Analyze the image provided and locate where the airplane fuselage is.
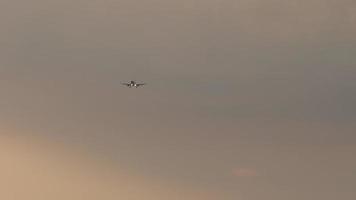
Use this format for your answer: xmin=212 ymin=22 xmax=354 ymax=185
xmin=129 ymin=81 xmax=137 ymax=87
xmin=122 ymin=80 xmax=145 ymax=88
xmin=128 ymin=81 xmax=144 ymax=88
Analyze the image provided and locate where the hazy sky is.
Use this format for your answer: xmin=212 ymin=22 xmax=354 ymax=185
xmin=1 ymin=0 xmax=356 ymax=199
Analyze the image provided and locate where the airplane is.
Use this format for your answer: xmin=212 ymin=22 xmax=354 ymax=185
xmin=121 ymin=80 xmax=146 ymax=88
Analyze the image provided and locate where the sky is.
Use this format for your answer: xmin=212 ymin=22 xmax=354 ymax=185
xmin=0 ymin=0 xmax=356 ymax=199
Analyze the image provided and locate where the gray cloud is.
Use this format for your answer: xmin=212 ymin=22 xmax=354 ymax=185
xmin=0 ymin=1 xmax=356 ymax=199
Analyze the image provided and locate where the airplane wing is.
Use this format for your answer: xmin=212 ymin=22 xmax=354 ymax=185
xmin=121 ymin=83 xmax=130 ymax=86
xmin=136 ymin=83 xmax=146 ymax=87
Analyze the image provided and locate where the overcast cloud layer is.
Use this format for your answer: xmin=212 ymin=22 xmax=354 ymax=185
xmin=1 ymin=1 xmax=356 ymax=199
